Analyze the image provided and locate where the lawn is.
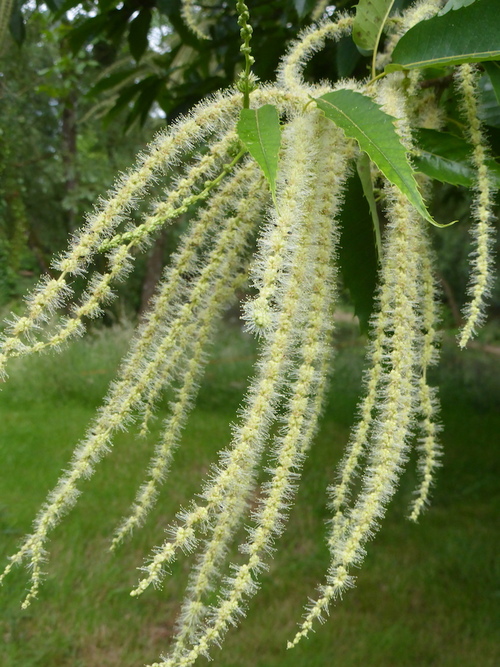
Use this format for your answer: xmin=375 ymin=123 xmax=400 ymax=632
xmin=1 ymin=319 xmax=499 ymax=667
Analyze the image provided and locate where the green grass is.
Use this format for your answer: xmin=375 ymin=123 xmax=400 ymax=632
xmin=0 ymin=320 xmax=499 ymax=667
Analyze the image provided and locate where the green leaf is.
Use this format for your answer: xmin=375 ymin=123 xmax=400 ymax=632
xmin=45 ymin=0 xmax=65 ymax=11
xmin=338 ymin=166 xmax=379 ymax=334
xmin=9 ymin=0 xmax=25 ymax=46
xmin=388 ymin=0 xmax=500 ymax=72
xmin=336 ymin=35 xmax=362 ymax=78
xmin=414 ymin=129 xmax=477 ymax=186
xmin=479 ymin=73 xmax=500 ymax=128
xmin=314 ymin=90 xmax=438 ymax=225
xmin=356 ymin=152 xmax=382 ymax=261
xmin=414 ymin=128 xmax=500 ymax=187
xmin=88 ymin=69 xmax=134 ymax=97
xmin=103 ymin=84 xmax=140 ymax=126
xmin=293 ymin=0 xmax=316 ymax=19
xmin=484 ymin=62 xmax=500 ymax=106
xmin=156 ymin=0 xmax=180 ymax=15
xmin=353 ymin=0 xmax=395 ymax=55
xmin=128 ymin=9 xmax=152 ymax=62
xmin=67 ymin=14 xmax=108 ymax=54
xmin=237 ymin=105 xmax=281 ymax=205
xmin=127 ymin=77 xmax=162 ymax=127
xmin=439 ymin=0 xmax=476 ymax=14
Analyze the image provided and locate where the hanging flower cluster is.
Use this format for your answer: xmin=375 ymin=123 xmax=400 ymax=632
xmin=1 ymin=1 xmax=498 ymax=666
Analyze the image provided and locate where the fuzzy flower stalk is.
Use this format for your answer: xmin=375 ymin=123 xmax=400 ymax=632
xmin=1 ymin=1 xmax=498 ymax=666
xmin=455 ymin=63 xmax=498 ymax=348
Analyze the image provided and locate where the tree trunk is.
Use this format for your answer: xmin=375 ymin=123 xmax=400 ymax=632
xmin=61 ymin=89 xmax=78 ymax=232
xmin=139 ymin=229 xmax=168 ymax=316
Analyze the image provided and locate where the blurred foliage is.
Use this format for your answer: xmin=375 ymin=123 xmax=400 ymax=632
xmin=0 ymin=10 xmax=163 ymax=308
xmin=431 ymin=183 xmax=500 ymax=325
xmin=1 ymin=0 xmax=499 ymax=327
xmin=7 ymin=0 xmax=401 ymax=129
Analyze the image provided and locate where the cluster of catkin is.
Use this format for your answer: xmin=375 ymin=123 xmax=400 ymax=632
xmin=0 ymin=2 xmax=497 ymax=666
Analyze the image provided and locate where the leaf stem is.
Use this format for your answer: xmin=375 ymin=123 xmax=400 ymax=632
xmin=370 ymin=1 xmax=395 ymax=81
xmin=98 ymin=148 xmax=247 ymax=251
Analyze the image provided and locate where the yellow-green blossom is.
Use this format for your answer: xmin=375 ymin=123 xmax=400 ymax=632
xmin=455 ymin=64 xmax=497 ymax=348
xmin=1 ymin=3 xmax=497 ymax=665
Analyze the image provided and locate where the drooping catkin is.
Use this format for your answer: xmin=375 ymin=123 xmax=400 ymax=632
xmin=377 ymin=0 xmax=444 ymax=70
xmin=290 ymin=67 xmax=444 ymax=647
xmin=14 ymin=133 xmax=242 ymax=359
xmin=327 ymin=72 xmax=415 ymax=543
xmin=0 ymin=91 xmax=242 ymax=375
xmin=181 ymin=0 xmax=216 ymax=40
xmin=277 ymin=16 xmax=354 ymax=98
xmin=311 ymin=0 xmax=331 ymax=23
xmin=2 ymin=3 xmax=497 ymax=665
xmin=409 ymin=215 xmax=442 ymax=522
xmin=389 ymin=66 xmax=443 ymax=523
xmin=455 ymin=64 xmax=497 ymax=348
xmin=118 ymin=162 xmax=258 ymax=403
xmin=130 ymin=111 xmax=326 ymax=599
xmin=0 ymin=164 xmax=263 ymax=605
xmin=156 ymin=112 xmax=349 ymax=667
xmin=135 ymin=165 xmax=263 ymax=434
xmin=291 ymin=183 xmax=423 ymax=647
xmin=111 ymin=169 xmax=268 ymax=547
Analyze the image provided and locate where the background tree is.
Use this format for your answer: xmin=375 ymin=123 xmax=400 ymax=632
xmin=0 ymin=8 xmax=163 ymax=308
xmin=3 ymin=0 xmax=500 ymax=318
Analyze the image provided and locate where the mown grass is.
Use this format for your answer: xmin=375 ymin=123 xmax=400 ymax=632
xmin=0 ymin=319 xmax=499 ymax=667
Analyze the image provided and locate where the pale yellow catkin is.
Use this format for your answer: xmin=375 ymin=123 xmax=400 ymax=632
xmin=277 ymin=16 xmax=354 ymax=97
xmin=291 ymin=72 xmax=426 ymax=646
xmin=311 ymin=0 xmax=331 ymax=23
xmin=156 ymin=112 xmax=348 ymax=667
xmin=0 ymin=90 xmax=242 ymax=376
xmin=119 ymin=163 xmax=258 ymax=399
xmin=181 ymin=0 xmax=214 ymax=40
xmin=136 ymin=166 xmax=263 ymax=433
xmin=111 ymin=171 xmax=267 ymax=546
xmin=291 ymin=183 xmax=423 ymax=648
xmin=327 ymin=278 xmax=388 ymax=545
xmin=327 ymin=71 xmax=417 ymax=543
xmin=398 ymin=70 xmax=443 ymax=522
xmin=130 ymin=111 xmax=325 ymax=599
xmin=102 ymin=128 xmax=240 ymax=251
xmin=2 ymin=2 xmax=495 ymax=665
xmin=377 ymin=0 xmax=444 ymax=70
xmin=455 ymin=64 xmax=497 ymax=348
xmin=13 ymin=129 xmax=241 ymax=358
xmin=0 ymin=164 xmax=260 ymax=605
xmin=408 ymin=193 xmax=441 ymax=523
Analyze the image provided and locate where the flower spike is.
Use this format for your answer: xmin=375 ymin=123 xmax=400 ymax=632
xmin=1 ymin=3 xmax=497 ymax=665
xmin=455 ymin=64 xmax=498 ymax=348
